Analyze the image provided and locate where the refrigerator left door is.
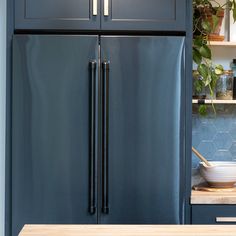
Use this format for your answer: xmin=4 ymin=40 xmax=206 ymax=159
xmin=12 ymin=35 xmax=99 ymax=236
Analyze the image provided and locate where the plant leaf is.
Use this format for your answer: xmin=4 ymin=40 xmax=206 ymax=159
xmin=193 ymin=37 xmax=203 ymax=48
xmin=199 ymin=45 xmax=212 ymax=59
xmin=197 ymin=64 xmax=209 ymax=79
xmin=193 ymin=48 xmax=202 ymax=64
xmin=214 ymin=64 xmax=224 ymax=75
xmin=231 ymin=0 xmax=236 ymax=22
xmin=203 ymin=74 xmax=212 ymax=86
xmin=194 ymin=79 xmax=204 ymax=93
xmin=233 ymin=7 xmax=236 ymax=22
xmin=199 ymin=105 xmax=207 ymax=116
xmin=212 ymin=15 xmax=219 ymax=32
xmin=201 ymin=20 xmax=212 ymax=33
xmin=210 ymin=71 xmax=219 ymax=89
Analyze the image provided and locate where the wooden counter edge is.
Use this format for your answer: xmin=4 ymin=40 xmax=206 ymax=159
xmin=19 ymin=225 xmax=236 ymax=236
xmin=191 ymin=190 xmax=236 ymax=204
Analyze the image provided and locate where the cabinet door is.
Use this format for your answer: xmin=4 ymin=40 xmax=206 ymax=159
xmin=101 ymin=0 xmax=186 ymax=31
xmin=99 ymin=36 xmax=185 ymax=223
xmin=12 ymin=35 xmax=98 ymax=236
xmin=15 ymin=0 xmax=100 ymax=30
xmin=192 ymin=206 xmax=236 ymax=224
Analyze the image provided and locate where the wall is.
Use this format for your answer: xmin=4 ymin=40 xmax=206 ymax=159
xmin=192 ymin=105 xmax=236 ymax=169
xmin=0 ymin=0 xmax=6 ymax=234
xmin=211 ymin=47 xmax=236 ymax=69
xmin=192 ymin=104 xmax=236 ymax=185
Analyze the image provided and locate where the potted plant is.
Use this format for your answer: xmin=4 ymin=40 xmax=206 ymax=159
xmin=193 ymin=0 xmax=236 ymax=115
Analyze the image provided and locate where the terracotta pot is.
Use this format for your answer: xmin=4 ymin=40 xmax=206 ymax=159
xmin=198 ymin=7 xmax=225 ymax=37
xmin=206 ymin=8 xmax=224 ymax=35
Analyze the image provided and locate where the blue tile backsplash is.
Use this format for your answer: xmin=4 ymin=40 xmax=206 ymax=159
xmin=192 ymin=105 xmax=236 ymax=168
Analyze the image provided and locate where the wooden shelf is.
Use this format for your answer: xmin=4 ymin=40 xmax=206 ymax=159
xmin=191 ymin=190 xmax=236 ymax=204
xmin=208 ymin=41 xmax=236 ymax=46
xmin=192 ymin=99 xmax=236 ymax=104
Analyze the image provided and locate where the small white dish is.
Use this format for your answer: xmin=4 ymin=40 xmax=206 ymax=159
xmin=199 ymin=161 xmax=236 ymax=188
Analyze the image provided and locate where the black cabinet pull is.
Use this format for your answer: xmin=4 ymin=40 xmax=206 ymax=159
xmin=89 ymin=60 xmax=97 ymax=214
xmin=102 ymin=61 xmax=110 ymax=214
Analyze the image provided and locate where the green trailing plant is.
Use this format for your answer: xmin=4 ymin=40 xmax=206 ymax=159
xmin=193 ymin=0 xmax=236 ymax=115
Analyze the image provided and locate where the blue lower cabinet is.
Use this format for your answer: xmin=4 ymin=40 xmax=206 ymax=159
xmin=192 ymin=205 xmax=236 ymax=224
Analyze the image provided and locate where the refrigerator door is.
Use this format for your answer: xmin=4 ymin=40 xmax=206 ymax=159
xmin=12 ymin=35 xmax=98 ymax=235
xmin=100 ymin=36 xmax=185 ymax=224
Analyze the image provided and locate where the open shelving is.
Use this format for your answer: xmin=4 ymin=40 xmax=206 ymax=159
xmin=208 ymin=41 xmax=236 ymax=46
xmin=192 ymin=99 xmax=236 ymax=104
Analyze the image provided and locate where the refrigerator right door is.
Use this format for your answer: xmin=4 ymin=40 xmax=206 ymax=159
xmin=100 ymin=36 xmax=185 ymax=224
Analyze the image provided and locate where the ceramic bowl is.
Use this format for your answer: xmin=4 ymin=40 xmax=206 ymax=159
xmin=199 ymin=161 xmax=236 ymax=188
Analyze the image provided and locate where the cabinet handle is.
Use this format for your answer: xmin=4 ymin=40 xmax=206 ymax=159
xmin=89 ymin=60 xmax=97 ymax=214
xmin=102 ymin=61 xmax=110 ymax=214
xmin=216 ymin=217 xmax=236 ymax=223
xmin=93 ymin=0 xmax=98 ymax=16
xmin=104 ymin=0 xmax=109 ymax=16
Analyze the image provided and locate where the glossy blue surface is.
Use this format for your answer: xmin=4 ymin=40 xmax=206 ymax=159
xmin=100 ymin=36 xmax=185 ymax=224
xmin=12 ymin=35 xmax=99 ymax=235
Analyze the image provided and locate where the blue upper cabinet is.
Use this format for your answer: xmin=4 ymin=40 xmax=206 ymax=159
xmin=15 ymin=0 xmax=186 ymax=31
xmin=101 ymin=0 xmax=186 ymax=31
xmin=15 ymin=0 xmax=101 ymax=30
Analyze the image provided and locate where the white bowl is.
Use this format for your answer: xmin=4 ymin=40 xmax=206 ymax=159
xmin=199 ymin=161 xmax=236 ymax=188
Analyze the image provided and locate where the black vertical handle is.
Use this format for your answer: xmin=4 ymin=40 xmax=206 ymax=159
xmin=89 ymin=60 xmax=97 ymax=214
xmin=102 ymin=61 xmax=110 ymax=214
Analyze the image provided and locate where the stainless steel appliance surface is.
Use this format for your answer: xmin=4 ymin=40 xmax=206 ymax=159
xmin=12 ymin=34 xmax=185 ymax=236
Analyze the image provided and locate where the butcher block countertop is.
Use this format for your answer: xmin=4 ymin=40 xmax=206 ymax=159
xmin=19 ymin=225 xmax=236 ymax=236
xmin=191 ymin=190 xmax=236 ymax=204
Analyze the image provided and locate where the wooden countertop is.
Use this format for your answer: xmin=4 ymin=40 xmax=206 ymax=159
xmin=19 ymin=225 xmax=236 ymax=236
xmin=191 ymin=190 xmax=236 ymax=204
